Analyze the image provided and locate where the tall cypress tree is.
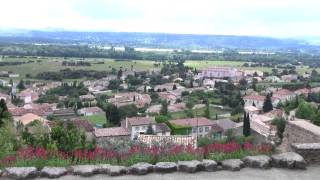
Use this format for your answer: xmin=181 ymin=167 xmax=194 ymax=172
xmin=243 ymin=112 xmax=251 ymax=137
xmin=263 ymin=94 xmax=273 ymax=113
xmin=108 ymin=105 xmax=121 ymax=125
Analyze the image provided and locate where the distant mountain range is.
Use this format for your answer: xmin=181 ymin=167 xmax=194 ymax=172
xmin=0 ymin=29 xmax=318 ymax=51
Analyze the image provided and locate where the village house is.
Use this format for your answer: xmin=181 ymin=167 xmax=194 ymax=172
xmin=200 ymin=67 xmax=244 ymax=80
xmin=154 ymin=83 xmax=184 ymax=92
xmin=121 ymin=116 xmax=156 ymax=139
xmin=16 ymin=89 xmax=39 ymax=104
xmin=216 ymin=119 xmax=238 ymax=135
xmin=169 ymin=117 xmax=222 ymax=138
xmin=0 ymin=79 xmax=7 ymax=86
xmin=94 ymin=127 xmax=131 ymax=143
xmin=248 ymin=113 xmax=277 ymax=142
xmin=244 ymin=105 xmax=261 ymax=116
xmin=14 ymin=113 xmax=48 ymax=126
xmin=202 ymin=79 xmax=216 ymax=88
xmin=311 ymin=87 xmax=320 ymax=94
xmin=52 ymin=109 xmax=76 ymax=119
xmin=146 ymin=103 xmax=186 ymax=114
xmin=294 ymin=88 xmax=311 ymax=97
xmin=108 ymin=92 xmax=151 ymax=108
xmin=243 ymin=95 xmax=279 ymax=109
xmin=273 ymin=89 xmax=296 ymax=103
xmin=281 ymin=74 xmax=298 ymax=82
xmin=158 ymin=92 xmax=178 ymax=104
xmin=243 ymin=70 xmax=264 ymax=77
xmin=9 ymin=103 xmax=56 ymax=118
xmin=79 ymin=94 xmax=96 ymax=102
xmin=0 ymin=92 xmax=10 ymax=102
xmin=154 ymin=123 xmax=171 ymax=136
xmin=77 ymin=106 xmax=104 ymax=116
xmin=264 ymin=76 xmax=282 ymax=83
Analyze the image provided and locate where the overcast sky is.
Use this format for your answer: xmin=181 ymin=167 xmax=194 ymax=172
xmin=0 ymin=0 xmax=319 ymax=37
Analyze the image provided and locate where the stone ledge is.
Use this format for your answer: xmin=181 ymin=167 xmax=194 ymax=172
xmin=291 ymin=143 xmax=320 ymax=150
xmin=0 ymin=154 xmax=308 ymax=179
xmin=291 ymin=143 xmax=320 ymax=164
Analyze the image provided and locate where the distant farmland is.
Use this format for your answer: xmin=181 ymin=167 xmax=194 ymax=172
xmin=0 ymin=57 xmax=313 ymax=81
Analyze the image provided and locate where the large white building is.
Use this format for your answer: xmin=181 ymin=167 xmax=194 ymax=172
xmin=121 ymin=116 xmax=171 ymax=139
xmin=169 ymin=117 xmax=222 ymax=138
xmin=201 ymin=67 xmax=244 ymax=80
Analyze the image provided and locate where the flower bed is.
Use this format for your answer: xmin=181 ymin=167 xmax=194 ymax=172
xmin=0 ymin=141 xmax=272 ymax=169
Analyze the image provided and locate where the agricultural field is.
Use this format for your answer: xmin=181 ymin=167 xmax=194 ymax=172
xmin=0 ymin=57 xmax=316 ymax=81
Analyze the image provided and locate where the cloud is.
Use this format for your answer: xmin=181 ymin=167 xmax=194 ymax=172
xmin=0 ymin=0 xmax=319 ymax=37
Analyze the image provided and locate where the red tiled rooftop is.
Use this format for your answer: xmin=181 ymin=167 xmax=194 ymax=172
xmin=95 ymin=127 xmax=130 ymax=137
xmin=169 ymin=117 xmax=216 ymax=127
xmin=126 ymin=116 xmax=156 ymax=126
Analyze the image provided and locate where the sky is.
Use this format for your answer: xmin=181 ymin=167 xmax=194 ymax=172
xmin=0 ymin=0 xmax=319 ymax=37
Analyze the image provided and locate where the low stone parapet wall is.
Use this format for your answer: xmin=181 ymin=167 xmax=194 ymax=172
xmin=0 ymin=152 xmax=308 ymax=179
xmin=291 ymin=143 xmax=320 ymax=164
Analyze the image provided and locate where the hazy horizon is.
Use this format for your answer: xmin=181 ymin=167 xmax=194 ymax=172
xmin=0 ymin=0 xmax=319 ymax=38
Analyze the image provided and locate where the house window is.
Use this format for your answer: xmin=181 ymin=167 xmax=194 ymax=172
xmin=199 ymin=127 xmax=203 ymax=133
xmin=192 ymin=127 xmax=197 ymax=133
xmin=205 ymin=127 xmax=209 ymax=132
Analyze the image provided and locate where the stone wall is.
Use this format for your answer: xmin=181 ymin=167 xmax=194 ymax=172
xmin=291 ymin=143 xmax=320 ymax=164
xmin=280 ymin=120 xmax=320 ymax=152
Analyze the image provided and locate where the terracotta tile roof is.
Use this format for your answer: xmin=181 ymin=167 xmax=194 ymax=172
xmin=126 ymin=116 xmax=156 ymax=126
xmin=243 ymin=95 xmax=278 ymax=101
xmin=155 ymin=123 xmax=171 ymax=133
xmin=273 ymin=89 xmax=294 ymax=96
xmin=243 ymin=95 xmax=266 ymax=101
xmin=9 ymin=103 xmax=55 ymax=116
xmin=15 ymin=113 xmax=47 ymax=126
xmin=216 ymin=119 xmax=237 ymax=130
xmin=263 ymin=109 xmax=284 ymax=118
xmin=244 ymin=106 xmax=261 ymax=112
xmin=294 ymin=88 xmax=310 ymax=95
xmin=94 ymin=127 xmax=130 ymax=137
xmin=170 ymin=117 xmax=215 ymax=127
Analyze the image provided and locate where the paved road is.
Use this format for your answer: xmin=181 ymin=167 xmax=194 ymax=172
xmin=35 ymin=166 xmax=320 ymax=180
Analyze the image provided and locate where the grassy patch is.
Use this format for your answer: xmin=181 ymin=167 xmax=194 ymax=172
xmin=80 ymin=115 xmax=107 ymax=126
xmin=170 ymin=107 xmax=229 ymax=120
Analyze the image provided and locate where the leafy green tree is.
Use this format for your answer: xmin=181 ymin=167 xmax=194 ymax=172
xmin=155 ymin=115 xmax=169 ymax=123
xmin=0 ymin=119 xmax=19 ymax=158
xmin=108 ymin=79 xmax=122 ymax=90
xmin=50 ymin=121 xmax=87 ymax=152
xmin=118 ymin=104 xmax=138 ymax=119
xmin=17 ymin=79 xmax=25 ymax=90
xmin=204 ymin=102 xmax=211 ymax=119
xmin=252 ymin=78 xmax=258 ymax=91
xmin=272 ymin=118 xmax=286 ymax=140
xmin=0 ymin=99 xmax=10 ymax=127
xmin=243 ymin=112 xmax=251 ymax=137
xmin=117 ymin=69 xmax=123 ymax=79
xmin=263 ymin=94 xmax=273 ymax=113
xmin=295 ymin=101 xmax=316 ymax=119
xmin=107 ymin=105 xmax=121 ymax=125
xmin=160 ymin=100 xmax=169 ymax=116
